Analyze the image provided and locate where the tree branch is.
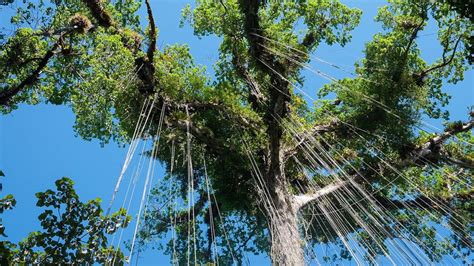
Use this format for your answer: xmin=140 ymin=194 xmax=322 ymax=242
xmin=82 ymin=0 xmax=115 ymax=28
xmin=405 ymin=117 xmax=473 ymax=165
xmin=0 ymin=30 xmax=73 ymax=106
xmin=293 ymin=179 xmax=349 ymax=211
xmin=393 ymin=19 xmax=424 ymax=82
xmin=402 ymin=20 xmax=424 ymax=61
xmin=144 ymin=0 xmax=157 ymax=63
xmin=133 ymin=0 xmax=158 ymax=95
xmin=418 ymin=35 xmax=462 ymax=77
xmin=238 ymin=0 xmax=265 ymax=63
xmin=80 ymin=0 xmax=155 ymax=94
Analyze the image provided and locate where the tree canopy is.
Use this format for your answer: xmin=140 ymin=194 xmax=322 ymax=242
xmin=0 ymin=0 xmax=472 ymax=265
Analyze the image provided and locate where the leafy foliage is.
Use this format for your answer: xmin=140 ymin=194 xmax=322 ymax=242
xmin=0 ymin=177 xmax=130 ymax=264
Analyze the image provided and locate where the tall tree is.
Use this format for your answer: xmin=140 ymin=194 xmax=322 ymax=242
xmin=0 ymin=0 xmax=472 ymax=264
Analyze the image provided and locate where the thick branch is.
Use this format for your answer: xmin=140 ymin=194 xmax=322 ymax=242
xmin=402 ymin=20 xmax=424 ymax=61
xmin=0 ymin=30 xmax=73 ymax=106
xmin=144 ymin=0 xmax=157 ymax=63
xmin=407 ymin=118 xmax=473 ymax=164
xmin=81 ymin=0 xmax=155 ymax=94
xmin=132 ymin=0 xmax=158 ymax=95
xmin=82 ymin=0 xmax=115 ymax=28
xmin=393 ymin=19 xmax=424 ymax=82
xmin=293 ymin=179 xmax=349 ymax=211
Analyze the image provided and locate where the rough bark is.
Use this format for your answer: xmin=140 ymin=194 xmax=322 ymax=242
xmin=268 ymin=169 xmax=304 ymax=266
xmin=238 ymin=1 xmax=303 ymax=264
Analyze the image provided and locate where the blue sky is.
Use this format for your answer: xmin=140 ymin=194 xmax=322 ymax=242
xmin=0 ymin=0 xmax=472 ymax=265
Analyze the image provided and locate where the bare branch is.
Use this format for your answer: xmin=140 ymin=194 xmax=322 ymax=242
xmin=293 ymin=179 xmax=349 ymax=211
xmin=418 ymin=35 xmax=462 ymax=77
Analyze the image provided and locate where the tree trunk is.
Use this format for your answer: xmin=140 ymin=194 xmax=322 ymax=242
xmin=267 ymin=174 xmax=304 ymax=265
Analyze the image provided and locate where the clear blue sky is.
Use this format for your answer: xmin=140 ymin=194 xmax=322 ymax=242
xmin=0 ymin=1 xmax=472 ymax=265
